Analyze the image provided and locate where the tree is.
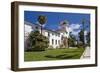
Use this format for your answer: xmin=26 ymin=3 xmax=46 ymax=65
xmin=38 ymin=15 xmax=47 ymax=35
xmin=86 ymin=32 xmax=90 ymax=46
xmin=68 ymin=32 xmax=76 ymax=47
xmin=78 ymin=29 xmax=84 ymax=47
xmin=63 ymin=37 xmax=68 ymax=48
xmin=81 ymin=19 xmax=85 ymax=48
xmin=28 ymin=30 xmax=49 ymax=51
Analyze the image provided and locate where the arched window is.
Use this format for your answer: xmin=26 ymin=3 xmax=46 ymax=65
xmin=56 ymin=40 xmax=57 ymax=45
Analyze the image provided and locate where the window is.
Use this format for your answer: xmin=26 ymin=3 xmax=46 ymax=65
xmin=52 ymin=39 xmax=54 ymax=45
xmin=66 ymin=31 xmax=68 ymax=34
xmin=58 ymin=34 xmax=60 ymax=37
xmin=56 ymin=34 xmax=57 ymax=36
xmin=52 ymin=33 xmax=54 ymax=35
xmin=48 ymin=32 xmax=50 ymax=37
xmin=56 ymin=40 xmax=57 ymax=45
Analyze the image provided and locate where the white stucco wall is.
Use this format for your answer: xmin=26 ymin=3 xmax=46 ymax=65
xmin=24 ymin=24 xmax=33 ymax=36
xmin=43 ymin=30 xmax=61 ymax=48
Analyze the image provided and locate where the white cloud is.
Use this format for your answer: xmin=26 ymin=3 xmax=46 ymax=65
xmin=72 ymin=30 xmax=81 ymax=35
xmin=69 ymin=24 xmax=81 ymax=30
xmin=68 ymin=27 xmax=73 ymax=32
xmin=68 ymin=23 xmax=81 ymax=35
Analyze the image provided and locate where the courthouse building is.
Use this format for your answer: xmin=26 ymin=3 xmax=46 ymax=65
xmin=24 ymin=21 xmax=70 ymax=50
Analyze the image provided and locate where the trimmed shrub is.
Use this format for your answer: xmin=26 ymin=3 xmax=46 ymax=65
xmin=28 ymin=31 xmax=49 ymax=51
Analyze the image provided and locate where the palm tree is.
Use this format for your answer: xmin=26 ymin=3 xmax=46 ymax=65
xmin=38 ymin=15 xmax=47 ymax=35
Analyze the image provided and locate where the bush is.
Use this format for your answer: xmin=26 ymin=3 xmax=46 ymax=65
xmin=47 ymin=45 xmax=54 ymax=50
xmin=28 ymin=31 xmax=49 ymax=51
xmin=77 ymin=42 xmax=84 ymax=48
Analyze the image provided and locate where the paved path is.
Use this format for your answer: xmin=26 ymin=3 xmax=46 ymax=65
xmin=81 ymin=47 xmax=90 ymax=59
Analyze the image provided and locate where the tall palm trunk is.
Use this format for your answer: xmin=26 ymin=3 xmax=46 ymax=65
xmin=38 ymin=15 xmax=47 ymax=35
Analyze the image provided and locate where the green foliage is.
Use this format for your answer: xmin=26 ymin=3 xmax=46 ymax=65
xmin=86 ymin=32 xmax=90 ymax=46
xmin=37 ymin=15 xmax=47 ymax=35
xmin=79 ymin=29 xmax=84 ymax=45
xmin=28 ymin=31 xmax=49 ymax=51
xmin=68 ymin=32 xmax=76 ymax=47
xmin=38 ymin=15 xmax=47 ymax=25
xmin=77 ymin=42 xmax=83 ymax=48
xmin=78 ymin=30 xmax=84 ymax=48
xmin=24 ymin=48 xmax=85 ymax=61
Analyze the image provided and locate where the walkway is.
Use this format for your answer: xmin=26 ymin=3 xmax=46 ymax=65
xmin=81 ymin=46 xmax=90 ymax=59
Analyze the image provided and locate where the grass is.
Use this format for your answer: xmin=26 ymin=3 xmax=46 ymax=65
xmin=24 ymin=48 xmax=85 ymax=61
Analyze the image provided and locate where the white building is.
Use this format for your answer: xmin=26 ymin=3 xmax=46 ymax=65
xmin=24 ymin=21 xmax=70 ymax=49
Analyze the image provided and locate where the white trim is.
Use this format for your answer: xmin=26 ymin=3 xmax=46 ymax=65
xmin=18 ymin=5 xmax=96 ymax=68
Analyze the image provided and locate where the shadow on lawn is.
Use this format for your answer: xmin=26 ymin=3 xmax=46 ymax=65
xmin=63 ymin=50 xmax=81 ymax=53
xmin=45 ymin=54 xmax=78 ymax=59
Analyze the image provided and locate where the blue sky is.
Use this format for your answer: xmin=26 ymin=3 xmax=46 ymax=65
xmin=24 ymin=11 xmax=90 ymax=37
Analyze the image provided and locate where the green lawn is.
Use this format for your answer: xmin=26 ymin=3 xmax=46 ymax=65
xmin=24 ymin=48 xmax=85 ymax=61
